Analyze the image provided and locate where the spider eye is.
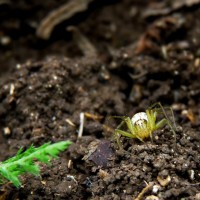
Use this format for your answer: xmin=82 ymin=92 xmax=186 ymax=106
xmin=131 ymin=112 xmax=148 ymax=126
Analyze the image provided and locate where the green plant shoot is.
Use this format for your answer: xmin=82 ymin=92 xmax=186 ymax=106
xmin=0 ymin=140 xmax=72 ymax=187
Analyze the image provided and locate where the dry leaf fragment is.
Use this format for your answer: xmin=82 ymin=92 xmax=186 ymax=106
xmin=98 ymin=169 xmax=109 ymax=179
xmin=83 ymin=140 xmax=114 ymax=167
xmin=84 ymin=112 xmax=103 ymax=121
xmin=135 ymin=15 xmax=185 ymax=54
xmin=181 ymin=109 xmax=196 ymax=124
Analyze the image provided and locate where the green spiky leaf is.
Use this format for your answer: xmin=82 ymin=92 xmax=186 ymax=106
xmin=0 ymin=141 xmax=72 ymax=187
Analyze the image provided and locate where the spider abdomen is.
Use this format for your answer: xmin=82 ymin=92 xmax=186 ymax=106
xmin=131 ymin=112 xmax=148 ymax=125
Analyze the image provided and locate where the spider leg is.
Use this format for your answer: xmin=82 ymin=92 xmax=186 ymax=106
xmin=113 ymin=131 xmax=123 ymax=150
xmin=115 ymin=129 xmax=136 ymax=138
xmin=136 ymin=135 xmax=144 ymax=143
xmin=124 ymin=117 xmax=135 ymax=132
xmin=155 ymin=118 xmax=168 ymax=129
xmin=150 ymin=102 xmax=177 ymax=130
xmin=153 ymin=118 xmax=168 ymax=143
xmin=149 ymin=132 xmax=153 ymax=143
xmin=168 ymin=106 xmax=177 ymax=131
xmin=156 ymin=118 xmax=177 ymax=144
xmin=114 ymin=117 xmax=138 ymax=149
xmin=114 ymin=117 xmax=136 ymax=138
xmin=110 ymin=116 xmax=127 ymax=130
xmin=148 ymin=102 xmax=161 ymax=110
xmin=157 ymin=104 xmax=177 ymax=144
xmin=145 ymin=110 xmax=156 ymax=143
xmin=146 ymin=109 xmax=156 ymax=130
xmin=123 ymin=117 xmax=145 ymax=142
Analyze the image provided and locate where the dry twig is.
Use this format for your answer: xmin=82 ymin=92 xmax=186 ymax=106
xmin=134 ymin=182 xmax=154 ymax=200
xmin=67 ymin=26 xmax=97 ymax=57
xmin=37 ymin=0 xmax=94 ymax=39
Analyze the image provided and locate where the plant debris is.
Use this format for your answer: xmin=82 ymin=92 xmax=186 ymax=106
xmin=67 ymin=26 xmax=98 ymax=57
xmin=37 ymin=0 xmax=94 ymax=39
xmin=135 ymin=14 xmax=186 ymax=54
xmin=142 ymin=0 xmax=200 ymax=18
xmin=83 ymin=140 xmax=114 ymax=167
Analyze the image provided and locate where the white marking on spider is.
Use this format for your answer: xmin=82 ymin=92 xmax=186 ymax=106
xmin=131 ymin=112 xmax=148 ymax=127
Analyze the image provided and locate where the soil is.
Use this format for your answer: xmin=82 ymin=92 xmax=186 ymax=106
xmin=1 ymin=0 xmax=200 ymax=199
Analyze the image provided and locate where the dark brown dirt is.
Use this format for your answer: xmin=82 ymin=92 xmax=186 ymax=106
xmin=1 ymin=0 xmax=200 ymax=199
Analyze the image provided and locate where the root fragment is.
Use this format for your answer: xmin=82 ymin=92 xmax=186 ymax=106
xmin=78 ymin=112 xmax=84 ymax=138
xmin=67 ymin=26 xmax=97 ymax=57
xmin=134 ymin=182 xmax=154 ymax=200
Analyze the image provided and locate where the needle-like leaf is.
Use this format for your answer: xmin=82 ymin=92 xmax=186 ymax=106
xmin=0 ymin=141 xmax=72 ymax=187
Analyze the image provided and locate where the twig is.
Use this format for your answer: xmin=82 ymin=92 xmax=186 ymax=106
xmin=65 ymin=118 xmax=76 ymax=127
xmin=84 ymin=112 xmax=103 ymax=120
xmin=134 ymin=182 xmax=154 ymax=200
xmin=67 ymin=26 xmax=97 ymax=57
xmin=78 ymin=112 xmax=84 ymax=138
xmin=37 ymin=0 xmax=94 ymax=39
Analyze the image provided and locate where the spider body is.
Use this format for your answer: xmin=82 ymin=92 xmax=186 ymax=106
xmin=115 ymin=104 xmax=176 ymax=142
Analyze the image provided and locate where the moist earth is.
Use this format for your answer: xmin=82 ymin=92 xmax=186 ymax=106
xmin=0 ymin=0 xmax=200 ymax=199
